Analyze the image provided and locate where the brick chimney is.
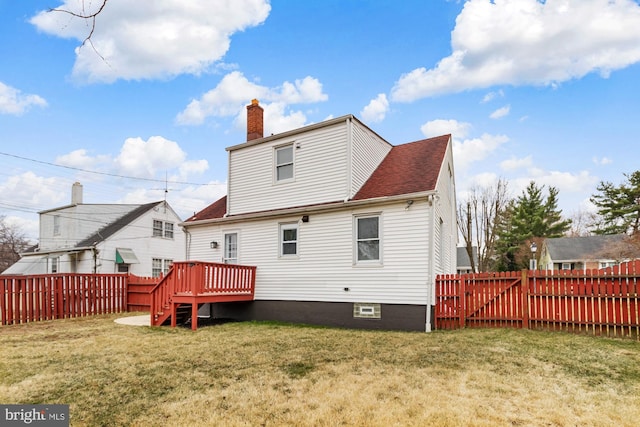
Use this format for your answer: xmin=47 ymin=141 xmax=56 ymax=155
xmin=71 ymin=181 xmax=83 ymax=205
xmin=246 ymin=99 xmax=264 ymax=141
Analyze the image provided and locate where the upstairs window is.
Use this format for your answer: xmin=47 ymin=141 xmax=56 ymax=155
xmin=164 ymin=222 xmax=174 ymax=239
xmin=153 ymin=220 xmax=163 ymax=237
xmin=53 ymin=215 xmax=61 ymax=236
xmin=153 ymin=220 xmax=174 ymax=239
xmin=275 ymin=144 xmax=294 ymax=181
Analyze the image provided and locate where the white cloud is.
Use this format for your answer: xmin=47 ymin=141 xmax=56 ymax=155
xmin=176 ymin=71 xmax=329 ymax=135
xmin=500 ymin=156 xmax=533 ymax=172
xmin=30 ymin=0 xmax=271 ymax=83
xmin=115 ymin=136 xmax=189 ymax=178
xmin=391 ymin=0 xmax=640 ymax=101
xmin=593 ymin=156 xmax=613 ymax=165
xmin=56 ymin=149 xmax=111 ymax=170
xmin=360 ymin=94 xmax=389 ymax=123
xmin=481 ymin=90 xmax=504 ymax=103
xmin=0 ymin=81 xmax=47 ymax=115
xmin=421 ymin=119 xmax=471 ymax=139
xmin=489 ymin=105 xmax=510 ymax=119
xmin=453 ymin=133 xmax=510 ymax=172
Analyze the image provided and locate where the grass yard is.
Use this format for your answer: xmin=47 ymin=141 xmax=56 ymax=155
xmin=1 ymin=315 xmax=639 ymax=426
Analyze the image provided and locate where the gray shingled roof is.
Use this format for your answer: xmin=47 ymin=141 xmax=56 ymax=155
xmin=75 ymin=201 xmax=163 ymax=248
xmin=544 ymin=235 xmax=626 ymax=261
xmin=457 ymin=246 xmax=478 ymax=269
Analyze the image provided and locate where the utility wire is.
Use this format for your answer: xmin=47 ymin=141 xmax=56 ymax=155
xmin=0 ymin=151 xmax=214 ymax=186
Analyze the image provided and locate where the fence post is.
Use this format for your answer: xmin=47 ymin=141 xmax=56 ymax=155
xmin=521 ymin=269 xmax=529 ymax=330
xmin=459 ymin=275 xmax=466 ymax=329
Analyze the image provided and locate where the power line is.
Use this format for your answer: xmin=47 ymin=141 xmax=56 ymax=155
xmin=0 ymin=151 xmax=214 ymax=186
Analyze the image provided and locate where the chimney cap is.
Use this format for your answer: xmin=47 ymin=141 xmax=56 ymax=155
xmin=251 ymin=99 xmax=259 ymax=106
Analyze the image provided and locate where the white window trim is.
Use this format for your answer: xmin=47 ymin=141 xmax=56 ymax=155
xmin=274 ymin=143 xmax=295 ymax=183
xmin=279 ymin=222 xmax=299 ymax=258
xmin=353 ymin=213 xmax=383 ymax=266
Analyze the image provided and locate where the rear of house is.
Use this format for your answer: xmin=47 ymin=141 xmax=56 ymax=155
xmin=182 ymin=101 xmax=457 ymax=331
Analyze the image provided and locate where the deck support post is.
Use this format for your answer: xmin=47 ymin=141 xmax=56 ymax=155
xmin=191 ymin=302 xmax=198 ymax=331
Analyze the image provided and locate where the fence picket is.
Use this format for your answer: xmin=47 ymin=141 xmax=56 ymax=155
xmin=436 ymin=261 xmax=640 ymax=340
xmin=0 ymin=273 xmax=128 ymax=326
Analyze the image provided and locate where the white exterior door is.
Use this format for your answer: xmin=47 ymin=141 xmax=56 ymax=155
xmin=223 ymin=232 xmax=238 ymax=264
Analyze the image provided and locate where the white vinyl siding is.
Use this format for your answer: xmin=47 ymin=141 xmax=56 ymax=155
xmin=350 ymin=121 xmax=392 ymax=198
xmin=228 ymin=122 xmax=349 ymax=215
xmin=186 ymin=202 xmax=434 ymax=305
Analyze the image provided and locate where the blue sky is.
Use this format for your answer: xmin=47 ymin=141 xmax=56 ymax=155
xmin=1 ymin=0 xmax=640 ymax=241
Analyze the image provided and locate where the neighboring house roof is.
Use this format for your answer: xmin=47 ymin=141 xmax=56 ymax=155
xmin=353 ymin=135 xmax=450 ymax=200
xmin=186 ymin=135 xmax=451 ymax=223
xmin=544 ymin=235 xmax=626 ymax=261
xmin=75 ymin=201 xmax=163 ymax=248
xmin=456 ymin=246 xmax=478 ymax=270
xmin=187 ymin=196 xmax=227 ymax=222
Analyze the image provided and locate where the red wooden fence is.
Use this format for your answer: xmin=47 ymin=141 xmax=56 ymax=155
xmin=436 ymin=260 xmax=640 ymax=339
xmin=0 ymin=274 xmax=128 ymax=326
xmin=127 ymin=274 xmax=159 ymax=312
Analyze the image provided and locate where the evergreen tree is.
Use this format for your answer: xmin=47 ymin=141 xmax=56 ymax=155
xmin=494 ymin=181 xmax=571 ymax=271
xmin=590 ymin=171 xmax=640 ymax=236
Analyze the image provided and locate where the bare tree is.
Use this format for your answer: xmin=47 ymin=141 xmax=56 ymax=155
xmin=566 ymin=209 xmax=598 ymax=236
xmin=49 ymin=0 xmax=109 ymax=59
xmin=458 ymin=178 xmax=511 ymax=272
xmin=0 ymin=216 xmax=31 ymax=273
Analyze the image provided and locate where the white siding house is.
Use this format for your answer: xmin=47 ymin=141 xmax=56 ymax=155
xmin=3 ymin=183 xmax=186 ymax=277
xmin=182 ymin=100 xmax=457 ymax=331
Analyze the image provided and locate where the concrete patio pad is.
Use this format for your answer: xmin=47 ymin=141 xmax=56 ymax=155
xmin=114 ymin=314 xmax=150 ymax=326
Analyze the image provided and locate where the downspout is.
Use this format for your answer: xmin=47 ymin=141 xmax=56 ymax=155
xmin=183 ymin=227 xmax=192 ymax=260
xmin=426 ymin=194 xmax=435 ymax=332
xmin=92 ymin=246 xmax=98 ymax=274
xmin=345 ymin=116 xmax=353 ymax=201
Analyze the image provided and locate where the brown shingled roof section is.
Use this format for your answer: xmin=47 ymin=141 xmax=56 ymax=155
xmin=352 ymin=134 xmax=450 ymax=200
xmin=186 ymin=195 xmax=227 ymax=222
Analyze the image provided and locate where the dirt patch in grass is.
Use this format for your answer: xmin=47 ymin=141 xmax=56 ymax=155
xmin=1 ymin=315 xmax=639 ymax=426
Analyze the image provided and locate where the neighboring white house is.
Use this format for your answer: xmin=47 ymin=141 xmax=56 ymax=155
xmin=2 ymin=183 xmax=186 ymax=277
xmin=181 ymin=100 xmax=457 ymax=332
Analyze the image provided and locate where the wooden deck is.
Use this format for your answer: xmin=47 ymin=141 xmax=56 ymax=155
xmin=150 ymin=261 xmax=256 ymax=330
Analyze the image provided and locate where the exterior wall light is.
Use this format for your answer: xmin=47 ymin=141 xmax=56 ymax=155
xmin=210 ymin=241 xmax=218 ymax=249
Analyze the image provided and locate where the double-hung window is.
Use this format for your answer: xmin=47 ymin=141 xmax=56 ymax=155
xmin=355 ymin=215 xmax=381 ymax=263
xmin=153 ymin=220 xmax=174 ymax=239
xmin=53 ymin=215 xmax=61 ymax=236
xmin=275 ymin=144 xmax=294 ymax=182
xmin=152 ymin=258 xmax=173 ymax=277
xmin=280 ymin=223 xmax=298 ymax=256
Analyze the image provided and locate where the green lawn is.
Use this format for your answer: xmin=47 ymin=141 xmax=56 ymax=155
xmin=1 ymin=314 xmax=639 ymax=426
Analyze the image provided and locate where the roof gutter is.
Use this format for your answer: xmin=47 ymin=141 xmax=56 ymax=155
xmin=181 ymin=190 xmax=437 ymax=228
xmin=20 ymin=246 xmax=95 ymax=257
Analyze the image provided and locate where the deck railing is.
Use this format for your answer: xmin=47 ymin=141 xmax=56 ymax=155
xmin=150 ymin=261 xmax=256 ymax=326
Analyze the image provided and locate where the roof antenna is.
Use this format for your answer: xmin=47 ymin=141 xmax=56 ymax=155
xmin=163 ymin=172 xmax=168 ymax=211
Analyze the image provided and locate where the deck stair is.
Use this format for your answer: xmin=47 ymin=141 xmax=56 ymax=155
xmin=150 ymin=261 xmax=256 ymax=330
